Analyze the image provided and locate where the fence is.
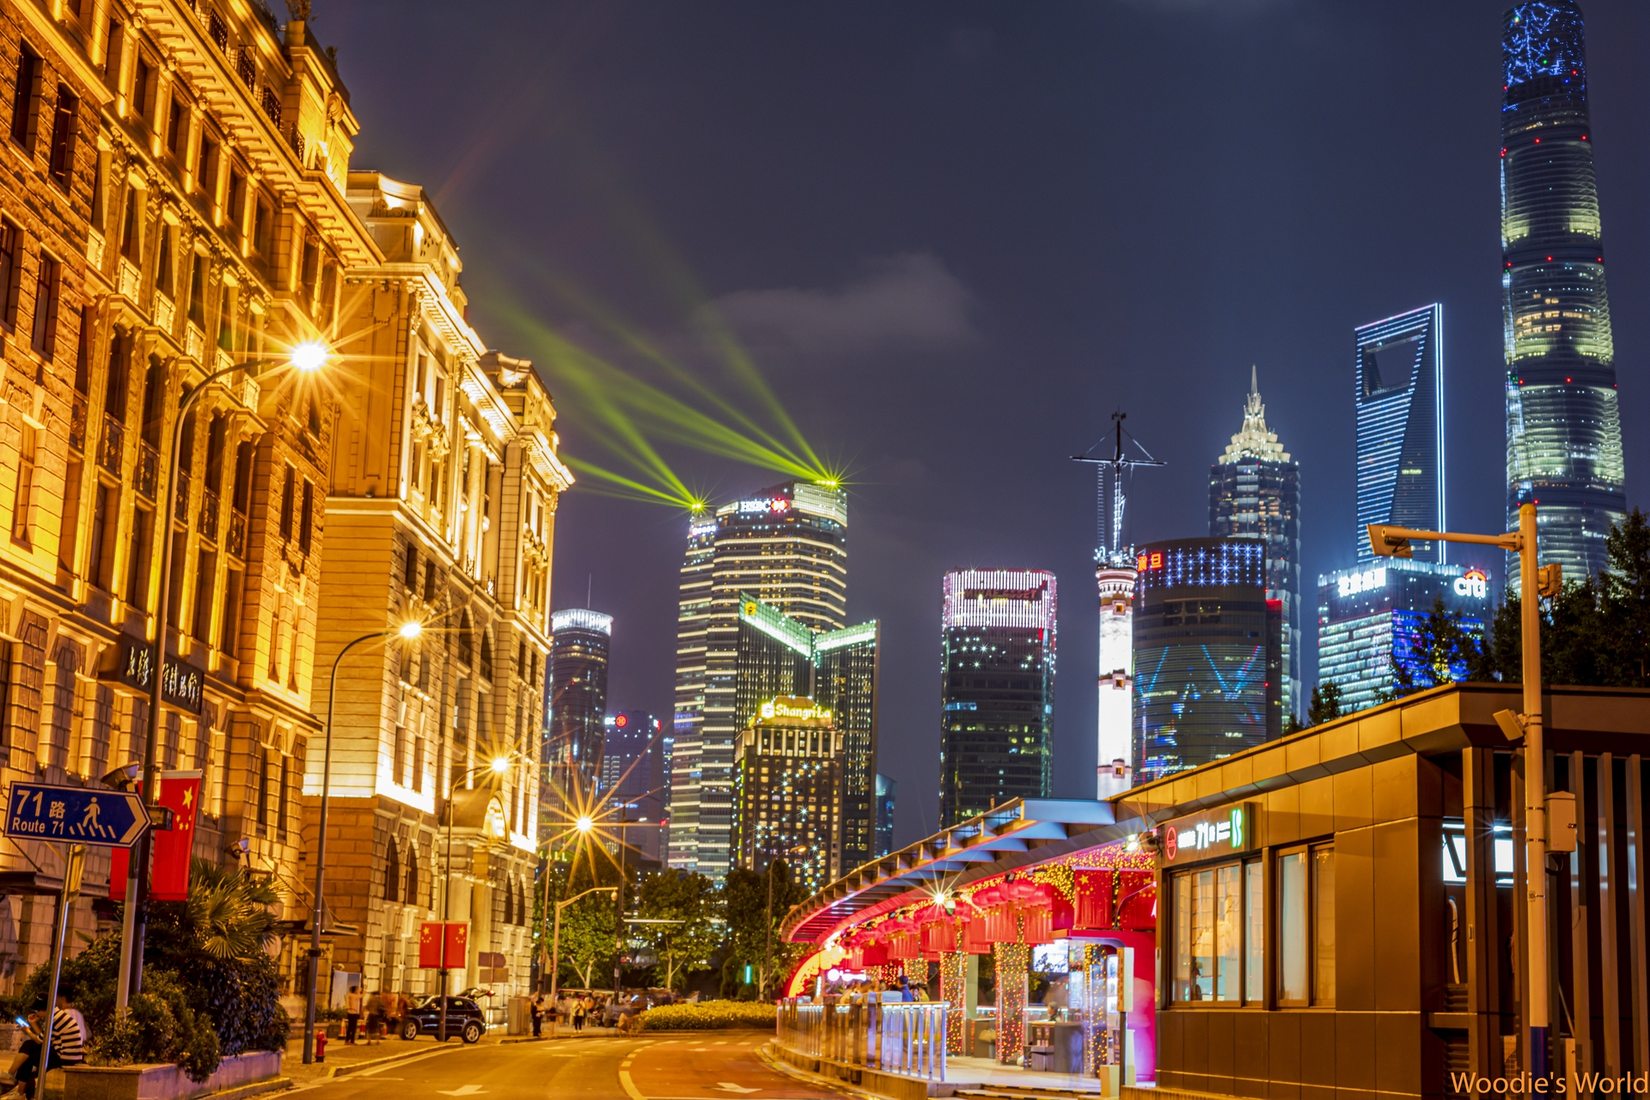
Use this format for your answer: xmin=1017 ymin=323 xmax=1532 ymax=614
xmin=776 ymin=999 xmax=947 ymax=1084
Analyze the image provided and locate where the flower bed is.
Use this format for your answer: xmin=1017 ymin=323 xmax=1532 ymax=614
xmin=639 ymin=1001 xmax=777 ymax=1031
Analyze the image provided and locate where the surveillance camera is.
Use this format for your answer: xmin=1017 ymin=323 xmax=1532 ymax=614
xmin=1493 ymin=709 xmax=1525 ymax=743
xmin=1367 ymin=524 xmax=1414 ymax=559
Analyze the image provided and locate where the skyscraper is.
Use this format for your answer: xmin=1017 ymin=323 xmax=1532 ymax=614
xmin=939 ymin=569 xmax=1057 ymax=827
xmin=600 ymin=711 xmax=666 ymax=867
xmin=814 ymin=623 xmax=881 ymax=873
xmin=1317 ymin=562 xmax=1490 ymax=714
xmin=874 ymin=773 xmax=896 ymax=858
xmin=1210 ymin=367 xmax=1302 ymax=721
xmin=1133 ymin=539 xmax=1280 ymax=781
xmin=1502 ymin=0 xmax=1626 ymax=576
xmin=669 ymin=481 xmax=848 ymax=877
xmin=1355 ymin=305 xmax=1445 ymax=563
xmin=546 ymin=608 xmax=613 ymax=803
xmin=733 ymin=696 xmax=844 ymax=893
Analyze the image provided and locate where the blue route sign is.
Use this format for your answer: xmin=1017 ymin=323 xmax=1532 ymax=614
xmin=5 ymin=783 xmax=149 ymax=848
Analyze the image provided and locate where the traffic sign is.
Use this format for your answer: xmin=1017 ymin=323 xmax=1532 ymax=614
xmin=5 ymin=783 xmax=150 ymax=848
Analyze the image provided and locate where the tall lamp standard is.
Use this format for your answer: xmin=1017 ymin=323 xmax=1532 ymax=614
xmin=300 ymin=618 xmax=425 ymax=1064
xmin=117 ymin=341 xmax=330 ymax=1012
xmin=1368 ymin=502 xmax=1562 ymax=1078
xmin=438 ymin=754 xmax=514 ymax=1042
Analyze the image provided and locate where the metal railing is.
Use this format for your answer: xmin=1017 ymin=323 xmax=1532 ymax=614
xmin=776 ymin=999 xmax=947 ymax=1084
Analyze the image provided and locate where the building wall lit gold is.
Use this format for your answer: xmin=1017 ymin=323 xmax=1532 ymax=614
xmin=733 ymin=696 xmax=842 ymax=894
xmin=312 ymin=171 xmax=570 ymax=1005
xmin=0 ymin=0 xmax=369 ymax=991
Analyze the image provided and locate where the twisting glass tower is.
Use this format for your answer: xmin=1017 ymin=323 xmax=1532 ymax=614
xmin=1502 ymin=0 xmax=1626 ymax=576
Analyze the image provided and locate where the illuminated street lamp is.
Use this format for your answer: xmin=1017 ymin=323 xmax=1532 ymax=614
xmin=300 ymin=618 xmax=424 ymax=1064
xmin=1368 ymin=502 xmax=1562 ymax=1076
xmin=118 ymin=341 xmax=330 ymax=1013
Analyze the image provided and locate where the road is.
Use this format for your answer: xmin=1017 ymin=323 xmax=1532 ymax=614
xmin=294 ymin=1033 xmax=849 ymax=1100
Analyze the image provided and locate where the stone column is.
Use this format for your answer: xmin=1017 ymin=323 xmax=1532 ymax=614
xmin=993 ymin=941 xmax=1029 ymax=1065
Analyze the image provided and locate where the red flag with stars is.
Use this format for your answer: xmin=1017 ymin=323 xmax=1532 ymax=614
xmin=109 ymin=772 xmax=201 ymax=902
xmin=419 ymin=921 xmax=468 ymax=968
xmin=419 ymin=921 xmax=444 ymax=968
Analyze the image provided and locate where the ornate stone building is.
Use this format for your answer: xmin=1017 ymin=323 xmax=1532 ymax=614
xmin=0 ymin=0 xmax=370 ymax=992
xmin=310 ymin=171 xmax=567 ymax=1008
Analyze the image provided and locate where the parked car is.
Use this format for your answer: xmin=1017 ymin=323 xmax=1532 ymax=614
xmin=400 ymin=996 xmax=487 ymax=1043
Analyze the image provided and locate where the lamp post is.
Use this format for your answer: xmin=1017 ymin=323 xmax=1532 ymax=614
xmin=300 ymin=619 xmax=424 ymax=1064
xmin=438 ymin=754 xmax=513 ymax=1042
xmin=117 ymin=341 xmax=329 ymax=1013
xmin=1368 ymin=502 xmax=1561 ymax=1078
xmin=548 ymin=879 xmax=614 ymax=1036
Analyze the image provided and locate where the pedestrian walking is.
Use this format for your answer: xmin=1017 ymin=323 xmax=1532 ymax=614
xmin=344 ymin=984 xmax=363 ymax=1045
xmin=571 ymin=995 xmax=586 ymax=1033
xmin=383 ymin=990 xmax=401 ymax=1038
xmin=530 ymin=994 xmax=544 ymax=1038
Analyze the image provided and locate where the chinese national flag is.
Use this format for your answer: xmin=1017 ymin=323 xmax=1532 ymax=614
xmin=109 ymin=773 xmax=201 ymax=902
xmin=419 ymin=921 xmax=468 ymax=968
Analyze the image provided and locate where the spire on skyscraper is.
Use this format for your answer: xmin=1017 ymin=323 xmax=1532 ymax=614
xmin=1219 ymin=366 xmax=1291 ymax=465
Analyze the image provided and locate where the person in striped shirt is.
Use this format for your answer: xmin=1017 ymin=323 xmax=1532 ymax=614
xmin=5 ymin=994 xmax=86 ymax=1100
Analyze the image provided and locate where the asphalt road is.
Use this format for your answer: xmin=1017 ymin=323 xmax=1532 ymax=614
xmin=294 ymin=1033 xmax=849 ymax=1100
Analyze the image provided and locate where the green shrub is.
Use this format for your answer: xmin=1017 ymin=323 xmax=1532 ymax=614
xmin=92 ymin=973 xmax=221 ymax=1082
xmin=639 ymin=1000 xmax=777 ymax=1031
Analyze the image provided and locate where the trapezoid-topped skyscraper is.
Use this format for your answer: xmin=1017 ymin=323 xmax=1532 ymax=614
xmin=1502 ymin=0 xmax=1626 ymax=576
xmin=1355 ymin=305 xmax=1445 ymax=563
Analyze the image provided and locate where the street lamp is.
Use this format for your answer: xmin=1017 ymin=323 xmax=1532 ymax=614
xmin=117 ymin=341 xmax=330 ymax=1012
xmin=438 ymin=753 xmax=514 ymax=1042
xmin=1368 ymin=502 xmax=1562 ymax=1078
xmin=300 ymin=618 xmax=423 ymax=1064
xmin=547 ymin=885 xmax=617 ymax=1035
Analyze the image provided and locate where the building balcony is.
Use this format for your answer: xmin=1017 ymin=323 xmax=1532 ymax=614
xmin=174 ymin=469 xmax=193 ymax=523
xmin=199 ymin=489 xmax=220 ymax=542
xmin=153 ymin=293 xmax=176 ymax=336
xmin=98 ymin=413 xmax=124 ymax=474
xmin=86 ymin=230 xmax=105 ymax=270
xmin=136 ymin=443 xmax=159 ymax=500
xmin=185 ymin=324 xmax=205 ymax=363
xmin=117 ymin=258 xmax=142 ymax=305
xmin=227 ymin=509 xmax=248 ymax=559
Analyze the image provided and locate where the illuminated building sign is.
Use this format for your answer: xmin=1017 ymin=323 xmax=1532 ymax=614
xmin=757 ymin=696 xmax=832 ymax=724
xmin=1453 ymin=568 xmax=1489 ymax=599
xmin=1338 ymin=566 xmax=1387 ymax=598
xmin=1136 ymin=551 xmax=1164 ymax=572
xmin=737 ymin=497 xmax=790 ymax=515
xmin=1161 ymin=804 xmax=1255 ymax=866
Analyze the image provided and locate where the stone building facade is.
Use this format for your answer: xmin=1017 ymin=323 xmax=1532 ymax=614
xmin=0 ymin=0 xmax=371 ymax=994
xmin=309 ymin=170 xmax=567 ymax=1009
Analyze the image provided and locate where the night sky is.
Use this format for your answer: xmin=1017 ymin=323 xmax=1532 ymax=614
xmin=321 ymin=1 xmax=1650 ymax=848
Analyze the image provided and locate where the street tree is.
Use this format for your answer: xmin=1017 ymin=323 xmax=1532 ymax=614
xmin=1307 ymin=683 xmax=1343 ymax=727
xmin=1387 ymin=599 xmax=1483 ymax=700
xmin=635 ymin=869 xmax=721 ymax=991
xmin=721 ymin=861 xmax=808 ymax=999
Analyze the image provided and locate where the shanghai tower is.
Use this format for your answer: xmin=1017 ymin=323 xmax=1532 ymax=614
xmin=1501 ymin=1 xmax=1626 ymax=576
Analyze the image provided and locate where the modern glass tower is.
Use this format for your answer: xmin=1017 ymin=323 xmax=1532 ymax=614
xmin=1502 ymin=0 xmax=1626 ymax=576
xmin=668 ymin=481 xmax=848 ymax=877
xmin=1355 ymin=305 xmax=1445 ymax=563
xmin=938 ymin=569 xmax=1056 ymax=827
xmin=1133 ymin=539 xmax=1280 ymax=781
xmin=545 ymin=608 xmax=612 ymax=807
xmin=1210 ymin=367 xmax=1302 ymax=722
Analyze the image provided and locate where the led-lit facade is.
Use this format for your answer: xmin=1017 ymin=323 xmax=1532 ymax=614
xmin=1133 ymin=539 xmax=1280 ymax=781
xmin=1094 ymin=565 xmax=1136 ymax=797
xmin=1316 ymin=561 xmax=1490 ymax=714
xmin=546 ymin=607 xmax=612 ymax=803
xmin=1210 ymin=367 xmax=1302 ymax=722
xmin=733 ymin=695 xmax=844 ymax=894
xmin=1502 ymin=0 xmax=1626 ymax=577
xmin=1355 ymin=305 xmax=1445 ymax=563
xmin=874 ymin=772 xmax=896 ymax=858
xmin=814 ymin=622 xmax=881 ymax=873
xmin=600 ymin=711 xmax=665 ymax=867
xmin=938 ymin=569 xmax=1057 ymax=827
xmin=669 ymin=481 xmax=848 ymax=877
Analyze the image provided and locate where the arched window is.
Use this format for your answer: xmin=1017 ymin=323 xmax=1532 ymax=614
xmin=383 ymin=840 xmax=401 ymax=902
xmin=478 ymin=633 xmax=493 ymax=683
xmin=139 ymin=357 xmax=165 ymax=446
xmin=205 ymin=413 xmax=228 ymax=494
xmin=404 ymin=843 xmax=419 ymax=906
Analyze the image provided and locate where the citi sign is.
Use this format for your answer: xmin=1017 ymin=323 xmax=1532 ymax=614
xmin=1453 ymin=568 xmax=1489 ymax=599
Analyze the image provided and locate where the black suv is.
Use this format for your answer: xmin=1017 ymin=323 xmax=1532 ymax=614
xmin=399 ymin=996 xmax=487 ymax=1043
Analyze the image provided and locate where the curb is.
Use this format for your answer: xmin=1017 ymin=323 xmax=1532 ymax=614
xmin=326 ymin=1043 xmax=466 ymax=1078
xmin=211 ymin=1076 xmax=294 ymax=1099
xmin=756 ymin=1040 xmax=882 ymax=1100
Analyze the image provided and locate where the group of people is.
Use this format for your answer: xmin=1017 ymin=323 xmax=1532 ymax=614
xmin=341 ymin=984 xmax=412 ymax=1045
xmin=2 ymin=993 xmax=87 ymax=1100
xmin=526 ymin=992 xmax=601 ymax=1036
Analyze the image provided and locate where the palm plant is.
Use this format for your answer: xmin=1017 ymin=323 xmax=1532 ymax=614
xmin=185 ymin=859 xmax=282 ymax=960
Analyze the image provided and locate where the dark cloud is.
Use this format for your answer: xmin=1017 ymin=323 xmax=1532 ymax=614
xmin=703 ymin=254 xmax=977 ymax=364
